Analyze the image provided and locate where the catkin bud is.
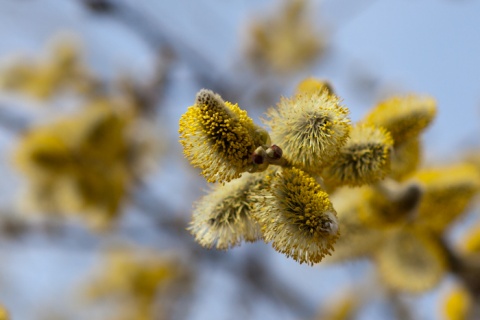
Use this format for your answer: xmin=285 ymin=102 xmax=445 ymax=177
xmin=322 ymin=124 xmax=393 ymax=187
xmin=265 ymin=90 xmax=351 ymax=172
xmin=413 ymin=163 xmax=480 ymax=233
xmin=188 ymin=172 xmax=268 ymax=249
xmin=253 ymin=167 xmax=339 ymax=265
xmin=364 ymin=95 xmax=436 ymax=145
xmin=179 ymin=89 xmax=270 ymax=183
xmin=296 ymin=77 xmax=334 ymax=96
xmin=375 ymin=227 xmax=446 ymax=293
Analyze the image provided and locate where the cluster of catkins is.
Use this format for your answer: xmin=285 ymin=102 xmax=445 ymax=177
xmin=179 ymin=78 xmax=436 ymax=265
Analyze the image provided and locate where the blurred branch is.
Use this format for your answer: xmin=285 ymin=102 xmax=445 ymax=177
xmin=79 ymin=0 xmax=234 ymax=95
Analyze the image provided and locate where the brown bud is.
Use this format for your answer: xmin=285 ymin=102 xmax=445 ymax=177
xmin=266 ymin=145 xmax=283 ymax=160
xmin=252 ymin=153 xmax=264 ymax=165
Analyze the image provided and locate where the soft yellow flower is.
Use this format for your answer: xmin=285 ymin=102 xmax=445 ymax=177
xmin=414 ymin=164 xmax=480 ymax=232
xmin=364 ymin=95 xmax=436 ymax=145
xmin=0 ymin=305 xmax=9 ymax=320
xmin=442 ymin=285 xmax=472 ymax=320
xmin=296 ymin=77 xmax=334 ymax=96
xmin=254 ymin=167 xmax=339 ymax=265
xmin=324 ymin=187 xmax=384 ymax=262
xmin=458 ymin=223 xmax=480 ymax=255
xmin=390 ymin=137 xmax=421 ymax=181
xmin=85 ymin=248 xmax=193 ymax=320
xmin=315 ymin=291 xmax=359 ymax=320
xmin=246 ymin=0 xmax=325 ymax=75
xmin=265 ymin=90 xmax=350 ymax=172
xmin=375 ymin=227 xmax=447 ymax=293
xmin=189 ymin=171 xmax=269 ymax=250
xmin=15 ymin=100 xmax=145 ymax=228
xmin=322 ymin=124 xmax=393 ymax=187
xmin=352 ymin=178 xmax=421 ymax=229
xmin=0 ymin=40 xmax=98 ymax=100
xmin=179 ymin=89 xmax=269 ymax=183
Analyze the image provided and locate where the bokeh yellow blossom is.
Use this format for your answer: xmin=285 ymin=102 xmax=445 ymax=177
xmin=15 ymin=100 xmax=148 ymax=228
xmin=296 ymin=77 xmax=334 ymax=96
xmin=179 ymin=89 xmax=270 ymax=183
xmin=414 ymin=164 xmax=480 ymax=233
xmin=0 ymin=305 xmax=9 ymax=320
xmin=442 ymin=284 xmax=472 ymax=320
xmin=265 ymin=89 xmax=350 ymax=172
xmin=85 ymin=248 xmax=193 ymax=320
xmin=389 ymin=137 xmax=421 ymax=181
xmin=188 ymin=171 xmax=270 ymax=250
xmin=0 ymin=39 xmax=98 ymax=100
xmin=246 ymin=0 xmax=325 ymax=75
xmin=364 ymin=95 xmax=436 ymax=145
xmin=315 ymin=291 xmax=359 ymax=320
xmin=458 ymin=223 xmax=480 ymax=255
xmin=375 ymin=227 xmax=447 ymax=292
xmin=254 ymin=167 xmax=339 ymax=265
xmin=325 ymin=187 xmax=384 ymax=262
xmin=322 ymin=124 xmax=393 ymax=187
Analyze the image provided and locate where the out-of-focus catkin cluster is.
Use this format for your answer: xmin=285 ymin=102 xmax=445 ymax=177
xmin=179 ymin=78 xmax=397 ymax=265
xmin=15 ymin=100 xmax=153 ymax=229
xmin=83 ymin=248 xmax=193 ymax=320
xmin=0 ymin=305 xmax=9 ymax=320
xmin=326 ymin=91 xmax=480 ymax=298
xmin=245 ymin=0 xmax=326 ymax=75
xmin=8 ymin=39 xmax=159 ymax=230
xmin=0 ymin=39 xmax=99 ymax=100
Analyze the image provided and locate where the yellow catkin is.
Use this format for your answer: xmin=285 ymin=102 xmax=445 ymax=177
xmin=322 ymin=124 xmax=393 ymax=187
xmin=443 ymin=285 xmax=472 ymax=320
xmin=246 ymin=0 xmax=325 ymax=74
xmin=390 ymin=137 xmax=421 ymax=181
xmin=375 ymin=227 xmax=446 ymax=293
xmin=457 ymin=223 xmax=480 ymax=255
xmin=188 ymin=171 xmax=270 ymax=250
xmin=0 ymin=305 xmax=9 ymax=320
xmin=265 ymin=90 xmax=351 ymax=172
xmin=296 ymin=77 xmax=334 ymax=96
xmin=413 ymin=164 xmax=480 ymax=233
xmin=0 ymin=40 xmax=97 ymax=100
xmin=324 ymin=187 xmax=384 ymax=262
xmin=14 ymin=101 xmax=141 ymax=228
xmin=253 ymin=167 xmax=339 ymax=265
xmin=179 ymin=89 xmax=269 ymax=183
xmin=84 ymin=249 xmax=192 ymax=320
xmin=364 ymin=95 xmax=436 ymax=145
xmin=357 ymin=188 xmax=411 ymax=229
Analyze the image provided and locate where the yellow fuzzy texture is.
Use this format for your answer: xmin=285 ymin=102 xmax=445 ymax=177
xmin=390 ymin=137 xmax=421 ymax=181
xmin=322 ymin=124 xmax=393 ymax=187
xmin=253 ymin=167 xmax=339 ymax=265
xmin=414 ymin=164 xmax=480 ymax=233
xmin=0 ymin=40 xmax=97 ymax=100
xmin=85 ymin=249 xmax=192 ymax=320
xmin=15 ymin=101 xmax=140 ymax=229
xmin=179 ymin=91 xmax=268 ymax=183
xmin=364 ymin=95 xmax=436 ymax=145
xmin=246 ymin=0 xmax=324 ymax=74
xmin=357 ymin=188 xmax=410 ymax=229
xmin=188 ymin=171 xmax=270 ymax=250
xmin=375 ymin=227 xmax=446 ymax=293
xmin=266 ymin=90 xmax=351 ymax=172
xmin=296 ymin=77 xmax=334 ymax=96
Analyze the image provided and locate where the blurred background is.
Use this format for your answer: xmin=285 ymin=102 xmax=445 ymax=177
xmin=0 ymin=0 xmax=479 ymax=319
